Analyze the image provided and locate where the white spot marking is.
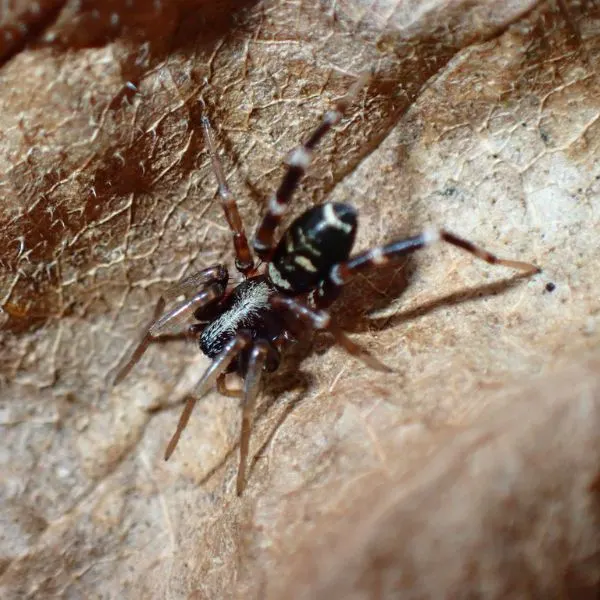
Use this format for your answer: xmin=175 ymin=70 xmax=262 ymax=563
xmin=324 ymin=110 xmax=341 ymax=125
xmin=288 ymin=147 xmax=312 ymax=169
xmin=268 ymin=194 xmax=286 ymax=216
xmin=330 ymin=264 xmax=344 ymax=286
xmin=253 ymin=238 xmax=269 ymax=252
xmin=323 ymin=204 xmax=352 ymax=233
xmin=370 ymin=247 xmax=386 ymax=265
xmin=423 ymin=228 xmax=441 ymax=245
xmin=314 ymin=311 xmax=331 ymax=329
xmin=268 ymin=264 xmax=292 ymax=290
xmin=298 ymin=228 xmax=321 ymax=256
xmin=285 ymin=232 xmax=294 ymax=253
xmin=295 ymin=255 xmax=317 ymax=272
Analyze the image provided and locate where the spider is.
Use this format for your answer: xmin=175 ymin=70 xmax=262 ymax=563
xmin=114 ymin=73 xmax=540 ymax=495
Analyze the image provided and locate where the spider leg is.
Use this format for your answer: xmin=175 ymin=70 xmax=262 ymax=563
xmin=312 ymin=229 xmax=542 ymax=307
xmin=113 ymin=296 xmax=167 ymax=386
xmin=164 ymin=330 xmax=252 ymax=461
xmin=113 ymin=279 xmax=226 ymax=386
xmin=217 ymin=373 xmax=243 ymax=398
xmin=252 ymin=72 xmax=370 ymax=261
xmin=148 ymin=284 xmax=224 ymax=336
xmin=161 ymin=265 xmax=228 ymax=304
xmin=236 ymin=340 xmax=270 ymax=496
xmin=201 ymin=115 xmax=256 ymax=276
xmin=271 ymin=295 xmax=392 ymax=372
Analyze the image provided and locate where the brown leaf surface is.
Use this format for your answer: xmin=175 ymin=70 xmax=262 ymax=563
xmin=1 ymin=0 xmax=599 ymax=598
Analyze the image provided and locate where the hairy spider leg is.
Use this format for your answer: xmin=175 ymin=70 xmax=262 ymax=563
xmin=161 ymin=265 xmax=229 ymax=303
xmin=148 ymin=284 xmax=225 ymax=336
xmin=236 ymin=340 xmax=270 ymax=496
xmin=270 ymin=295 xmax=392 ymax=372
xmin=164 ymin=330 xmax=253 ymax=461
xmin=201 ymin=116 xmax=256 ymax=276
xmin=113 ymin=266 xmax=228 ymax=386
xmin=113 ymin=296 xmax=167 ymax=386
xmin=252 ymin=71 xmax=370 ymax=261
xmin=312 ymin=229 xmax=542 ymax=308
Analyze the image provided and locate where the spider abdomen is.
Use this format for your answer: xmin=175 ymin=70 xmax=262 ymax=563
xmin=199 ymin=277 xmax=279 ymax=360
xmin=268 ymin=202 xmax=357 ymax=294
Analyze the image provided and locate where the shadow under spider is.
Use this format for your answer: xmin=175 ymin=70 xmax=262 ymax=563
xmin=327 ymin=259 xmax=535 ymax=336
xmin=366 ymin=270 xmax=534 ymax=332
xmin=194 ymin=369 xmax=314 ymax=491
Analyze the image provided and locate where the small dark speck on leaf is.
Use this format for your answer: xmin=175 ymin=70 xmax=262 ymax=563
xmin=545 ymin=282 xmax=556 ymax=293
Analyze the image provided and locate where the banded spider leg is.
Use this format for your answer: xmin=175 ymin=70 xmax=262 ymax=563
xmin=113 ymin=266 xmax=228 ymax=385
xmin=252 ymin=71 xmax=371 ymax=260
xmin=161 ymin=329 xmax=270 ymax=496
xmin=311 ymin=228 xmax=542 ymax=308
xmin=267 ymin=228 xmax=540 ymax=391
xmin=270 ymin=295 xmax=392 ymax=372
xmin=200 ymin=115 xmax=256 ymax=275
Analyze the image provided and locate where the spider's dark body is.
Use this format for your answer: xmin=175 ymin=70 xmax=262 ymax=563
xmin=114 ymin=74 xmax=540 ymax=495
xmin=268 ymin=203 xmax=357 ymax=294
xmin=198 ymin=276 xmax=281 ymax=369
xmin=197 ymin=202 xmax=356 ymax=374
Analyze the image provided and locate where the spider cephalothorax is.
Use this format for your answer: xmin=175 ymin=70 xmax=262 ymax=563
xmin=114 ymin=74 xmax=540 ymax=495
